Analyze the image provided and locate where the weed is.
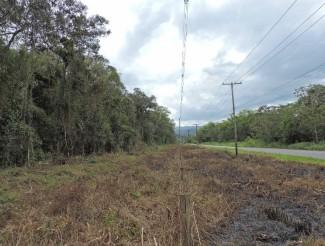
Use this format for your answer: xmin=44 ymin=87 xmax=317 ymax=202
xmin=103 ymin=210 xmax=119 ymax=226
xmin=0 ymin=189 xmax=16 ymax=204
xmin=130 ymin=191 xmax=141 ymax=199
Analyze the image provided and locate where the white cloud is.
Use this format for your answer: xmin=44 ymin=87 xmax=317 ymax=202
xmin=205 ymin=0 xmax=229 ymax=9
xmin=129 ymin=21 xmax=181 ymax=80
xmin=81 ymin=0 xmax=146 ymax=61
xmin=224 ymin=49 xmax=246 ymax=64
xmin=81 ymin=0 xmax=325 ymax=124
xmin=187 ymin=35 xmax=224 ymax=73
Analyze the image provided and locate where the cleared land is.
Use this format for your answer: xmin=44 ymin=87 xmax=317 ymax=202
xmin=0 ymin=146 xmax=324 ymax=245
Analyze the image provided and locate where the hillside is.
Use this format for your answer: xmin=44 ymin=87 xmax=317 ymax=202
xmin=176 ymin=126 xmax=198 ymax=137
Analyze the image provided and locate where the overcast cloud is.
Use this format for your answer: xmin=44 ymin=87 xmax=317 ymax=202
xmin=81 ymin=0 xmax=325 ymax=125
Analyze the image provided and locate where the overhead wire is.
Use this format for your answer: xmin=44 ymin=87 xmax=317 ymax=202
xmin=238 ymin=62 xmax=325 ymax=109
xmin=237 ymin=3 xmax=325 ymax=82
xmin=215 ymin=62 xmax=325 ymax=120
xmin=221 ymin=0 xmax=299 ymax=84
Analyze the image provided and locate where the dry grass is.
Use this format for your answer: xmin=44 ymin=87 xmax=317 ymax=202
xmin=0 ymin=145 xmax=324 ymax=245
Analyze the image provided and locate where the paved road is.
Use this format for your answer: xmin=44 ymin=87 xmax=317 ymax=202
xmin=202 ymin=145 xmax=325 ymax=160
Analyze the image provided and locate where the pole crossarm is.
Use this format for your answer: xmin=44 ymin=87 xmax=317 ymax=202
xmin=222 ymin=82 xmax=243 ymax=86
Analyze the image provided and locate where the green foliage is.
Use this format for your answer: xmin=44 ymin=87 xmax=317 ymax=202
xmin=130 ymin=191 xmax=141 ymax=199
xmin=198 ymin=85 xmax=325 ymax=146
xmin=0 ymin=189 xmax=17 ymax=204
xmin=103 ymin=211 xmax=119 ymax=226
xmin=0 ymin=0 xmax=175 ymax=167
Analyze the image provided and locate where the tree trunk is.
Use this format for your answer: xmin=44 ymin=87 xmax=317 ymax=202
xmin=314 ymin=125 xmax=319 ymax=143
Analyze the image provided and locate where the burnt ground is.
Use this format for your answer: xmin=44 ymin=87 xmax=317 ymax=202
xmin=0 ymin=145 xmax=324 ymax=245
xmin=179 ymin=147 xmax=325 ymax=245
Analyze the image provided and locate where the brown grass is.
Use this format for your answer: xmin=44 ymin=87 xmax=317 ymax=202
xmin=0 ymin=145 xmax=324 ymax=245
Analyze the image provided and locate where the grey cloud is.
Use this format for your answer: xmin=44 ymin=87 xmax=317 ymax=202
xmin=109 ymin=0 xmax=325 ymax=123
xmin=178 ymin=0 xmax=325 ymax=122
xmin=117 ymin=1 xmax=176 ymax=65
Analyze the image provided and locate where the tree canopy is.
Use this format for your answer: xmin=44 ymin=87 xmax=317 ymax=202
xmin=0 ymin=0 xmax=175 ymax=167
xmin=197 ymin=84 xmax=325 ymax=145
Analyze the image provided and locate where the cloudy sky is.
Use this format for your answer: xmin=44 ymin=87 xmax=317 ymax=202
xmin=81 ymin=0 xmax=325 ymax=125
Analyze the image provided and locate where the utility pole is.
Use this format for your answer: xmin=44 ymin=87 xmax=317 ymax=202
xmin=193 ymin=123 xmax=199 ymax=144
xmin=193 ymin=124 xmax=199 ymax=136
xmin=222 ymin=82 xmax=242 ymax=156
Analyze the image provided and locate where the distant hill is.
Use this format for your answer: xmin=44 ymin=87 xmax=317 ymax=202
xmin=175 ymin=126 xmax=198 ymax=137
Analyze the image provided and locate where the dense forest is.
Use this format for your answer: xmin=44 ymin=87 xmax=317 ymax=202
xmin=0 ymin=0 xmax=175 ymax=167
xmin=197 ymin=84 xmax=325 ymax=145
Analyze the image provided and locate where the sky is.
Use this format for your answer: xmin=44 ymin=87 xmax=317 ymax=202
xmin=81 ymin=0 xmax=325 ymax=125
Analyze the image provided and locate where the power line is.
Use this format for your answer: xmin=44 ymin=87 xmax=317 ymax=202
xmin=237 ymin=3 xmax=325 ymax=82
xmin=214 ymin=73 xmax=325 ymax=121
xmin=222 ymin=0 xmax=299 ymax=84
xmin=238 ymin=62 xmax=325 ymax=109
xmin=237 ymin=4 xmax=325 ymax=82
xmin=216 ymin=3 xmax=325 ymax=115
xmin=239 ymin=14 xmax=325 ymax=82
xmin=239 ymin=64 xmax=325 ymax=108
xmin=214 ymin=63 xmax=325 ymax=121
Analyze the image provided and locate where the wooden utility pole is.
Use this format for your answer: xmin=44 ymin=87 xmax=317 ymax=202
xmin=180 ymin=194 xmax=192 ymax=246
xmin=193 ymin=124 xmax=199 ymax=136
xmin=178 ymin=1 xmax=191 ymax=245
xmin=222 ymin=82 xmax=242 ymax=156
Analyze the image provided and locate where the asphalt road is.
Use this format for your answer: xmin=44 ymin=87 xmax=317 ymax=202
xmin=203 ymin=145 xmax=325 ymax=160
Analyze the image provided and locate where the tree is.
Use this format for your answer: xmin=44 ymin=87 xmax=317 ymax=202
xmin=0 ymin=0 xmax=110 ymax=53
xmin=197 ymin=84 xmax=325 ymax=145
xmin=0 ymin=1 xmax=175 ymax=167
xmin=295 ymin=84 xmax=325 ymax=143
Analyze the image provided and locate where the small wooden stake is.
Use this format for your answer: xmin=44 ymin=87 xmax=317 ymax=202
xmin=153 ymin=237 xmax=158 ymax=246
xmin=192 ymin=203 xmax=202 ymax=245
xmin=141 ymin=227 xmax=144 ymax=246
xmin=180 ymin=194 xmax=192 ymax=246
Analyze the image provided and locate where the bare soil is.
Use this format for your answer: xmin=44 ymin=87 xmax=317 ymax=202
xmin=0 ymin=146 xmax=324 ymax=245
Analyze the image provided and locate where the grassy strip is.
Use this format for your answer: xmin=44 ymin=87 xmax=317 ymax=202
xmin=203 ymin=139 xmax=325 ymax=151
xmin=0 ymin=145 xmax=172 ymax=206
xmin=200 ymin=145 xmax=325 ymax=166
xmin=289 ymin=141 xmax=325 ymax=151
xmin=0 ymin=153 xmax=138 ymax=205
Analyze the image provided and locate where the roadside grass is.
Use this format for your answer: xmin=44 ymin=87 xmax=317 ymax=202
xmin=289 ymin=141 xmax=325 ymax=151
xmin=201 ymin=145 xmax=325 ymax=166
xmin=1 ymin=145 xmax=324 ymax=244
xmin=203 ymin=139 xmax=325 ymax=151
xmin=0 ymin=152 xmax=137 ymax=206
